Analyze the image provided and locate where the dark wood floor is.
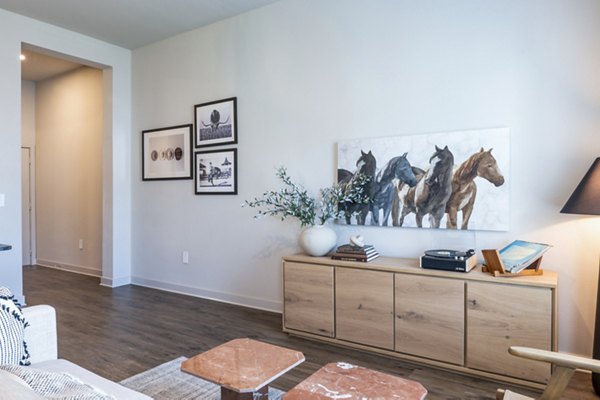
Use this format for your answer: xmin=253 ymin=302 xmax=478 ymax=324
xmin=23 ymin=265 xmax=597 ymax=399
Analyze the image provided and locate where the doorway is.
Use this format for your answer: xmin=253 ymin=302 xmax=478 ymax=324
xmin=21 ymin=48 xmax=104 ymax=277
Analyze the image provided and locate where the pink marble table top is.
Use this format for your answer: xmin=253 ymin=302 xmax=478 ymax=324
xmin=181 ymin=338 xmax=305 ymax=393
xmin=284 ymin=362 xmax=428 ymax=400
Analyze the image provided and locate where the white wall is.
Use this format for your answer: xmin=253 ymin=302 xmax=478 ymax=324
xmin=132 ymin=0 xmax=600 ymax=355
xmin=0 ymin=9 xmax=132 ymax=302
xmin=35 ymin=67 xmax=103 ymax=275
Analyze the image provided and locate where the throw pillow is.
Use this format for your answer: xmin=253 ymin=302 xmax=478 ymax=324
xmin=0 ymin=369 xmax=44 ymax=400
xmin=0 ymin=287 xmax=30 ymax=365
xmin=0 ymin=365 xmax=114 ymax=400
xmin=0 ymin=286 xmax=15 ymax=298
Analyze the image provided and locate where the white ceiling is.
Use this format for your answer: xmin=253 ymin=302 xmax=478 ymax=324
xmin=0 ymin=0 xmax=281 ymax=49
xmin=21 ymin=49 xmax=83 ymax=81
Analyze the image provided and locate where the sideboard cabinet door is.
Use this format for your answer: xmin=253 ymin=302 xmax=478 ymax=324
xmin=395 ymin=274 xmax=464 ymax=365
xmin=466 ymin=281 xmax=552 ymax=383
xmin=336 ymin=267 xmax=394 ymax=350
xmin=283 ymin=261 xmax=334 ymax=337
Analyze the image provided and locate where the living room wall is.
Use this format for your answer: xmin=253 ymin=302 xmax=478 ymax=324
xmin=131 ymin=0 xmax=600 ymax=355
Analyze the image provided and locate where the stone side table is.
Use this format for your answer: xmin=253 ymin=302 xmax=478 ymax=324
xmin=284 ymin=362 xmax=427 ymax=399
xmin=181 ymin=338 xmax=304 ymax=399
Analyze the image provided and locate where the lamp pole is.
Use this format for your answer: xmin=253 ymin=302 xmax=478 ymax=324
xmin=594 ymin=265 xmax=600 ymax=393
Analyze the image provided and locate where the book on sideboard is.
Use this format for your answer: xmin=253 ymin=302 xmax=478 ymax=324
xmin=335 ymin=244 xmax=377 ymax=255
xmin=498 ymin=240 xmax=551 ymax=273
xmin=331 ymin=252 xmax=379 ymax=262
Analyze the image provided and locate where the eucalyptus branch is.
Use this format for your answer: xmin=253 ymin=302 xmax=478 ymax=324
xmin=319 ymin=173 xmax=372 ymax=224
xmin=245 ymin=167 xmax=316 ymax=227
xmin=245 ymin=167 xmax=372 ymax=227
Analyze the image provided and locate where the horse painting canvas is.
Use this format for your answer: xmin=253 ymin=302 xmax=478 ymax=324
xmin=337 ymin=128 xmax=509 ymax=231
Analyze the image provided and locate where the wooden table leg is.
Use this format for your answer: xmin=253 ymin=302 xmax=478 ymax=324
xmin=221 ymin=385 xmax=269 ymax=400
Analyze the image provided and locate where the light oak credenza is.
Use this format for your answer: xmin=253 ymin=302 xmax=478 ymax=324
xmin=282 ymin=254 xmax=558 ymax=389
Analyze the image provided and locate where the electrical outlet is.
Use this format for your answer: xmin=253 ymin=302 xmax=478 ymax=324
xmin=79 ymin=239 xmax=84 ymax=250
xmin=182 ymin=251 xmax=189 ymax=264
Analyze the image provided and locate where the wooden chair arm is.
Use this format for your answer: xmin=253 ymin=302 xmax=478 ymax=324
xmin=497 ymin=389 xmax=534 ymax=400
xmin=509 ymin=346 xmax=600 ymax=373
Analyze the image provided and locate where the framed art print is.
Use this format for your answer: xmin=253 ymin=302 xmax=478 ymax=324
xmin=337 ymin=128 xmax=509 ymax=230
xmin=194 ymin=97 xmax=237 ymax=148
xmin=142 ymin=124 xmax=193 ymax=181
xmin=195 ymin=148 xmax=237 ymax=195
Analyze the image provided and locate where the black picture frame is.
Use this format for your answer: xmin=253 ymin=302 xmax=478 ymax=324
xmin=194 ymin=148 xmax=238 ymax=195
xmin=142 ymin=124 xmax=193 ymax=181
xmin=194 ymin=97 xmax=237 ymax=148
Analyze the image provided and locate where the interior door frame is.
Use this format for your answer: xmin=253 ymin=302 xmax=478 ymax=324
xmin=19 ymin=41 xmax=132 ymax=288
xmin=21 ymin=146 xmax=36 ymax=266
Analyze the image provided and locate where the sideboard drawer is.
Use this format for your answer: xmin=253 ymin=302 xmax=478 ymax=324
xmin=283 ymin=261 xmax=334 ymax=337
xmin=336 ymin=267 xmax=394 ymax=350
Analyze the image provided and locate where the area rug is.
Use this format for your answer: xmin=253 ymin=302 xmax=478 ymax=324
xmin=120 ymin=356 xmax=285 ymax=400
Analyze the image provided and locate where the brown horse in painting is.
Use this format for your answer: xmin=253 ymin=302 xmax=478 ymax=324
xmin=446 ymin=148 xmax=505 ymax=229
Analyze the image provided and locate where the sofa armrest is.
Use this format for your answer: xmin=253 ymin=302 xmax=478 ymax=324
xmin=23 ymin=305 xmax=58 ymax=364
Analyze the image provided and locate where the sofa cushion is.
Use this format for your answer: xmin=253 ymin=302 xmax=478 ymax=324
xmin=0 ymin=369 xmax=44 ymax=400
xmin=0 ymin=287 xmax=30 ymax=365
xmin=0 ymin=364 xmax=114 ymax=400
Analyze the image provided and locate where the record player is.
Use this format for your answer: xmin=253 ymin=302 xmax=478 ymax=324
xmin=420 ymin=249 xmax=477 ymax=273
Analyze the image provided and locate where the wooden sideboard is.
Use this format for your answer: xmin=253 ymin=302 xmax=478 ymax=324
xmin=282 ymin=254 xmax=557 ymax=389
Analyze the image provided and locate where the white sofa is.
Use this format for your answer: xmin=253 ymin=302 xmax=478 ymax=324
xmin=0 ymin=305 xmax=151 ymax=400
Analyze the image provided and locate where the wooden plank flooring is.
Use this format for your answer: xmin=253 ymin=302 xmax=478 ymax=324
xmin=23 ymin=265 xmax=598 ymax=399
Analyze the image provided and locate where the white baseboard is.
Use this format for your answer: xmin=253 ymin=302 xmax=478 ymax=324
xmin=32 ymin=263 xmax=282 ymax=313
xmin=100 ymin=275 xmax=131 ymax=287
xmin=36 ymin=259 xmax=102 ymax=278
xmin=131 ymin=276 xmax=282 ymax=314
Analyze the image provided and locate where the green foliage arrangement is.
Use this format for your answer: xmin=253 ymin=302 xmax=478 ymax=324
xmin=245 ymin=167 xmax=372 ymax=227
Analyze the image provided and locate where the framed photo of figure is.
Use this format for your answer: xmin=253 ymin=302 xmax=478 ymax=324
xmin=195 ymin=148 xmax=237 ymax=195
xmin=194 ymin=97 xmax=237 ymax=148
xmin=142 ymin=124 xmax=193 ymax=181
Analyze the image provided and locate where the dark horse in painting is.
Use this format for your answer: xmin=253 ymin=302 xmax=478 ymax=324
xmin=369 ymin=152 xmax=417 ymax=226
xmin=337 ymin=150 xmax=377 ymax=225
xmin=399 ymin=145 xmax=454 ymax=228
xmin=445 ymin=148 xmax=505 ymax=229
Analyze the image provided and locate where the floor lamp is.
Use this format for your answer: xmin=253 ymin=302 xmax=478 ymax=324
xmin=560 ymin=157 xmax=600 ymax=395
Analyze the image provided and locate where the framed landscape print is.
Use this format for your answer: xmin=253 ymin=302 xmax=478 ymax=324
xmin=195 ymin=148 xmax=237 ymax=195
xmin=194 ymin=97 xmax=237 ymax=148
xmin=142 ymin=124 xmax=193 ymax=181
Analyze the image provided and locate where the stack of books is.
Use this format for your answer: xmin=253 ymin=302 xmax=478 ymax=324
xmin=331 ymin=244 xmax=379 ymax=262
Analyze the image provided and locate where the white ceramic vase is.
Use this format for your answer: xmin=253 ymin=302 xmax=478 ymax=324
xmin=299 ymin=225 xmax=337 ymax=256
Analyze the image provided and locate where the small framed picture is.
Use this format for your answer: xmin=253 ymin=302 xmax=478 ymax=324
xmin=194 ymin=97 xmax=237 ymax=148
xmin=195 ymin=148 xmax=237 ymax=195
xmin=142 ymin=124 xmax=193 ymax=181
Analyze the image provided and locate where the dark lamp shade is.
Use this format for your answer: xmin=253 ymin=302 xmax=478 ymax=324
xmin=561 ymin=158 xmax=600 ymax=215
